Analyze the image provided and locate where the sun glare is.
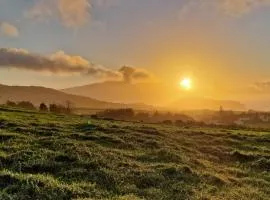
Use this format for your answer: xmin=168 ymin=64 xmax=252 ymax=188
xmin=180 ymin=78 xmax=192 ymax=90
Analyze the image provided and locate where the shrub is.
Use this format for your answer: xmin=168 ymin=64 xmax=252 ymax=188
xmin=6 ymin=100 xmax=17 ymax=107
xmin=17 ymin=101 xmax=36 ymax=110
xmin=39 ymin=103 xmax=48 ymax=112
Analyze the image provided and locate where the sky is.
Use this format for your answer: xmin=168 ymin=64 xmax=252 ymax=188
xmin=1 ymin=0 xmax=270 ymax=103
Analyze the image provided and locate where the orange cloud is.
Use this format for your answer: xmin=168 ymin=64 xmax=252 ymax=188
xmin=0 ymin=22 xmax=19 ymax=37
xmin=25 ymin=0 xmax=91 ymax=28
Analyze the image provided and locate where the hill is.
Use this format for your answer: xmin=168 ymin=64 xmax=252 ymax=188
xmin=170 ymin=97 xmax=246 ymax=111
xmin=62 ymin=81 xmax=177 ymax=105
xmin=0 ymin=106 xmax=269 ymax=199
xmin=0 ymin=84 xmax=152 ymax=110
xmin=63 ymin=81 xmax=246 ymax=111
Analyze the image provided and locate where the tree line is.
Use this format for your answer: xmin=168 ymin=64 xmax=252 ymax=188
xmin=5 ymin=100 xmax=73 ymax=114
xmin=94 ymin=108 xmax=194 ymax=124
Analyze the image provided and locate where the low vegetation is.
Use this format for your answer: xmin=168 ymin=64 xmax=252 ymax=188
xmin=0 ymin=106 xmax=269 ymax=199
xmin=96 ymin=108 xmax=194 ymax=123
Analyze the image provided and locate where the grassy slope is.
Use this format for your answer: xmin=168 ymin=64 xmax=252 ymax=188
xmin=0 ymin=107 xmax=269 ymax=200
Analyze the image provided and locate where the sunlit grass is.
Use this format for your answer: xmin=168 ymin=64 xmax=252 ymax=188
xmin=0 ymin=106 xmax=269 ymax=199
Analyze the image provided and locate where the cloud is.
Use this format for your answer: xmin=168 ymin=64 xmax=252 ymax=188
xmin=178 ymin=1 xmax=199 ymax=20
xmin=178 ymin=0 xmax=270 ymax=18
xmin=0 ymin=48 xmax=151 ymax=83
xmin=95 ymin=0 xmax=121 ymax=8
xmin=25 ymin=0 xmax=91 ymax=28
xmin=253 ymin=81 xmax=270 ymax=91
xmin=0 ymin=48 xmax=120 ymax=78
xmin=220 ymin=0 xmax=270 ymax=15
xmin=0 ymin=22 xmax=19 ymax=37
xmin=119 ymin=66 xmax=151 ymax=84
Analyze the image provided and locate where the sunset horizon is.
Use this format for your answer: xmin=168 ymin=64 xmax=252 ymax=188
xmin=1 ymin=0 xmax=270 ymax=110
xmin=1 ymin=1 xmax=270 ymax=199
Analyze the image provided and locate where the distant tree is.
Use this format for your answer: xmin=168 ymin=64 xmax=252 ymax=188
xmin=91 ymin=114 xmax=98 ymax=119
xmin=136 ymin=112 xmax=150 ymax=122
xmin=49 ymin=103 xmax=70 ymax=114
xmin=175 ymin=120 xmax=184 ymax=126
xmin=49 ymin=104 xmax=58 ymax=113
xmin=17 ymin=101 xmax=36 ymax=110
xmin=39 ymin=103 xmax=48 ymax=112
xmin=152 ymin=111 xmax=161 ymax=122
xmin=65 ymin=100 xmax=74 ymax=114
xmin=50 ymin=104 xmax=65 ymax=113
xmin=98 ymin=108 xmax=135 ymax=120
xmin=162 ymin=120 xmax=173 ymax=125
xmin=6 ymin=100 xmax=17 ymax=107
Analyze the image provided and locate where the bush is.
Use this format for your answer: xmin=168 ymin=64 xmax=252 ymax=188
xmin=17 ymin=101 xmax=36 ymax=110
xmin=175 ymin=120 xmax=184 ymax=126
xmin=162 ymin=120 xmax=173 ymax=125
xmin=6 ymin=100 xmax=17 ymax=107
xmin=39 ymin=103 xmax=48 ymax=112
xmin=49 ymin=104 xmax=72 ymax=114
xmin=97 ymin=108 xmax=135 ymax=120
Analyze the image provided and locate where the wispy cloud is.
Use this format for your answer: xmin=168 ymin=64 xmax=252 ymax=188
xmin=178 ymin=0 xmax=270 ymax=18
xmin=220 ymin=0 xmax=270 ymax=15
xmin=0 ymin=22 xmax=19 ymax=37
xmin=95 ymin=0 xmax=121 ymax=8
xmin=25 ymin=0 xmax=91 ymax=28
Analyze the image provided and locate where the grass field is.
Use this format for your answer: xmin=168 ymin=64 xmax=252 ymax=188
xmin=0 ymin=106 xmax=270 ymax=200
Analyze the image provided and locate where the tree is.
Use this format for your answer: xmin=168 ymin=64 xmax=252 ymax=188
xmin=97 ymin=108 xmax=135 ymax=120
xmin=136 ymin=112 xmax=150 ymax=122
xmin=17 ymin=101 xmax=36 ymax=110
xmin=6 ymin=100 xmax=17 ymax=107
xmin=49 ymin=104 xmax=59 ymax=113
xmin=39 ymin=103 xmax=48 ymax=112
xmin=65 ymin=100 xmax=74 ymax=114
xmin=49 ymin=103 xmax=70 ymax=114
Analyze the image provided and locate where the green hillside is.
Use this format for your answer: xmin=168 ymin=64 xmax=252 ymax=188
xmin=0 ymin=107 xmax=269 ymax=200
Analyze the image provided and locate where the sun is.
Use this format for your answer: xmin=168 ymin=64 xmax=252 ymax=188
xmin=180 ymin=77 xmax=192 ymax=90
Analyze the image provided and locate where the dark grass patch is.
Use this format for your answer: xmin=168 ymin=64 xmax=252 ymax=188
xmin=75 ymin=123 xmax=106 ymax=133
xmin=133 ymin=172 xmax=165 ymax=189
xmin=255 ymin=137 xmax=270 ymax=143
xmin=251 ymin=158 xmax=270 ymax=171
xmin=0 ymin=133 xmax=19 ymax=141
xmin=0 ymin=120 xmax=18 ymax=129
xmin=137 ymin=149 xmax=182 ymax=163
xmin=160 ymin=165 xmax=194 ymax=180
xmin=129 ymin=126 xmax=162 ymax=136
xmin=0 ymin=174 xmax=20 ymax=188
xmin=54 ymin=154 xmax=77 ymax=163
xmin=202 ymin=174 xmax=228 ymax=187
xmin=21 ymin=162 xmax=62 ymax=174
xmin=230 ymin=150 xmax=257 ymax=162
xmin=197 ymin=146 xmax=232 ymax=161
xmin=228 ymin=134 xmax=248 ymax=141
xmin=69 ymin=133 xmax=100 ymax=141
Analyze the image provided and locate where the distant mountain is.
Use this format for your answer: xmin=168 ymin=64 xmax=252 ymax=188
xmin=62 ymin=81 xmax=177 ymax=106
xmin=170 ymin=97 xmax=246 ymax=111
xmin=0 ymin=84 xmax=153 ymax=110
xmin=62 ymin=81 xmax=247 ymax=111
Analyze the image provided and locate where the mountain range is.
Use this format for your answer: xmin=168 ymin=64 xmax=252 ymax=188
xmin=0 ymin=84 xmax=153 ymax=110
xmin=0 ymin=82 xmax=246 ymax=111
xmin=63 ymin=81 xmax=246 ymax=111
xmin=62 ymin=81 xmax=176 ymax=105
